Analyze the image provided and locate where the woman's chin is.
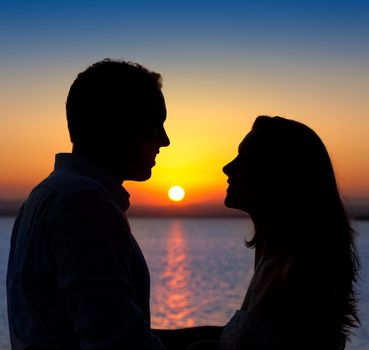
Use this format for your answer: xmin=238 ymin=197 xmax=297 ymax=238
xmin=224 ymin=196 xmax=239 ymax=209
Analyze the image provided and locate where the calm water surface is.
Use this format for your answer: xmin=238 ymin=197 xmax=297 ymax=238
xmin=0 ymin=217 xmax=368 ymax=349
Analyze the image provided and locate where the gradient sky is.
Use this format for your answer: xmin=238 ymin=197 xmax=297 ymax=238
xmin=1 ymin=0 xmax=368 ymax=209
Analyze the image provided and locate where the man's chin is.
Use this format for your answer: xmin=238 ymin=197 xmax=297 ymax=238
xmin=125 ymin=169 xmax=152 ymax=182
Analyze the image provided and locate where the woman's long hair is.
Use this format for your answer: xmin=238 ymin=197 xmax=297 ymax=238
xmin=246 ymin=116 xmax=360 ymax=347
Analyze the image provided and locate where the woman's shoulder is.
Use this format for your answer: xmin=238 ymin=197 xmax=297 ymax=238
xmin=220 ymin=309 xmax=319 ymax=350
xmin=220 ymin=310 xmax=282 ymax=350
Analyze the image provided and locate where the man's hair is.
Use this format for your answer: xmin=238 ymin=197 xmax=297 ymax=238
xmin=66 ymin=59 xmax=162 ymax=145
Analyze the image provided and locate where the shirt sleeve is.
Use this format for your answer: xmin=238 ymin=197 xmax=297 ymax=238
xmin=50 ymin=188 xmax=164 ymax=350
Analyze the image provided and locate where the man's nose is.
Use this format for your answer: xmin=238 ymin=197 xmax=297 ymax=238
xmin=159 ymin=128 xmax=170 ymax=147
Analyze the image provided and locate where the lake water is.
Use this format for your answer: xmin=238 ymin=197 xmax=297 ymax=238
xmin=0 ymin=217 xmax=368 ymax=349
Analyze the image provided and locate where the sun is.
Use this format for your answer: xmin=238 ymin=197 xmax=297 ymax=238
xmin=168 ymin=185 xmax=185 ymax=202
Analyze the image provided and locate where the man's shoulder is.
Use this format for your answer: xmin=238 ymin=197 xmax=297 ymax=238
xmin=28 ymin=171 xmax=114 ymax=213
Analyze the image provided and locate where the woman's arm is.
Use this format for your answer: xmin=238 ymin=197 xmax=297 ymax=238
xmin=242 ymin=254 xmax=293 ymax=312
xmin=153 ymin=326 xmax=223 ymax=350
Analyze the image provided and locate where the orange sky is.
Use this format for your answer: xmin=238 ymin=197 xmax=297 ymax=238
xmin=1 ymin=62 xmax=368 ymax=209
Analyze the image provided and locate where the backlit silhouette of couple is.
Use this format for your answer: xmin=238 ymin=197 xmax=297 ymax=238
xmin=7 ymin=59 xmax=360 ymax=350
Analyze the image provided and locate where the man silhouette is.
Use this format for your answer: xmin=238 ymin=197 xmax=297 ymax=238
xmin=7 ymin=59 xmax=169 ymax=349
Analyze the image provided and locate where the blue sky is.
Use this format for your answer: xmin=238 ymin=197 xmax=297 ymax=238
xmin=1 ymin=0 xmax=368 ymax=65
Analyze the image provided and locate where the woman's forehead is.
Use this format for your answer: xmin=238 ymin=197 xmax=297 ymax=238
xmin=238 ymin=131 xmax=257 ymax=153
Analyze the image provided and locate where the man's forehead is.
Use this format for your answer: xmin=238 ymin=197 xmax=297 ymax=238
xmin=127 ymin=97 xmax=167 ymax=125
xmin=142 ymin=91 xmax=167 ymax=119
xmin=122 ymin=86 xmax=166 ymax=108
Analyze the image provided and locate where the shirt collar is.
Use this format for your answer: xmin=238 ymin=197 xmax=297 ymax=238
xmin=53 ymin=153 xmax=130 ymax=212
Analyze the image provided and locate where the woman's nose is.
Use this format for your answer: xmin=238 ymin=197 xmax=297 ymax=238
xmin=223 ymin=155 xmax=241 ymax=176
xmin=223 ymin=160 xmax=234 ymax=175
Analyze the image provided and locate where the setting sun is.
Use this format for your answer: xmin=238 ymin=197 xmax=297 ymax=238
xmin=168 ymin=186 xmax=185 ymax=202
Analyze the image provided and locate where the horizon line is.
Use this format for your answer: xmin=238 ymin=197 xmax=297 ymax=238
xmin=0 ymin=199 xmax=368 ymax=219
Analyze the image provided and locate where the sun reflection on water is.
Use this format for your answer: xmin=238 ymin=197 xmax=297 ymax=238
xmin=152 ymin=220 xmax=196 ymax=328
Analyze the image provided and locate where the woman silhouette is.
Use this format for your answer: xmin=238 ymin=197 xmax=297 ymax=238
xmin=218 ymin=116 xmax=360 ymax=350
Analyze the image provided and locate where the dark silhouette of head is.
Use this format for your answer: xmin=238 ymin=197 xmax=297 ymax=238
xmin=66 ymin=59 xmax=170 ymax=183
xmin=223 ymin=115 xmax=360 ymax=347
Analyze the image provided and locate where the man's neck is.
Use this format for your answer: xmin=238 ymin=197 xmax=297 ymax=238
xmin=72 ymin=146 xmax=124 ymax=185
